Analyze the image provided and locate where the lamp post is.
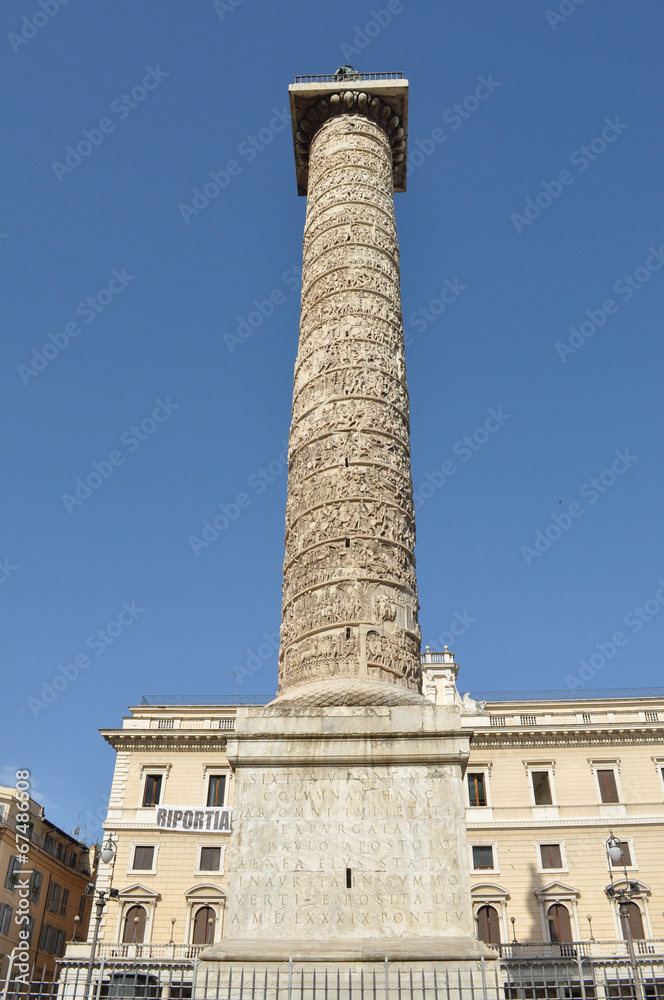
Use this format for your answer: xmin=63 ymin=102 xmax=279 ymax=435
xmin=586 ymin=914 xmax=595 ymax=942
xmin=83 ymin=836 xmax=116 ymax=1000
xmin=83 ymin=890 xmax=108 ymax=1000
xmin=605 ymin=831 xmax=644 ymax=1000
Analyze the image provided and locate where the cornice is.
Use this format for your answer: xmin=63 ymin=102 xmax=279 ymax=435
xmin=101 ymin=731 xmax=227 ymax=752
xmin=470 ymin=727 xmax=664 ymax=749
xmin=466 ymin=814 xmax=664 ymax=830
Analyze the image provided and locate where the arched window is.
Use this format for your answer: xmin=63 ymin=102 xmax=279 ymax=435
xmin=192 ymin=905 xmax=215 ymax=945
xmin=477 ymin=904 xmax=501 ymax=945
xmin=122 ymin=904 xmax=147 ymax=943
xmin=621 ymin=902 xmax=645 ymax=941
xmin=547 ymin=903 xmax=572 ymax=943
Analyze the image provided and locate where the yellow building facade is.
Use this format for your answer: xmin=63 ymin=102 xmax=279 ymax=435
xmin=86 ymin=661 xmax=664 ymax=957
xmin=0 ymin=784 xmax=93 ymax=980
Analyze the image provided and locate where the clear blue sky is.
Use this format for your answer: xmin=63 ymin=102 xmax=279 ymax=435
xmin=2 ymin=0 xmax=663 ymax=837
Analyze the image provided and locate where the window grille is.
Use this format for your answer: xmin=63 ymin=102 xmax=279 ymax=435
xmin=489 ymin=715 xmax=506 ymax=727
xmin=645 ymin=711 xmax=660 ymax=722
xmin=157 ymin=719 xmax=174 ymax=729
xmin=521 ymin=715 xmax=537 ymax=725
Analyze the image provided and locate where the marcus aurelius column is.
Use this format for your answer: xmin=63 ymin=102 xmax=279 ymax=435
xmin=279 ymin=77 xmax=421 ymax=705
xmin=202 ymin=74 xmax=492 ymax=968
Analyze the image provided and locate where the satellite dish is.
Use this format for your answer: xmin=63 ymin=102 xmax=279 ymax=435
xmin=73 ymin=827 xmax=80 ymax=836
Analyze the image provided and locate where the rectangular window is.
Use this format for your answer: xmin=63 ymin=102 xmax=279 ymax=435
xmin=24 ymin=915 xmax=35 ymax=944
xmin=531 ymin=771 xmax=553 ymax=805
xmin=540 ymin=844 xmax=563 ymax=869
xmin=4 ymin=856 xmax=20 ymax=891
xmin=467 ymin=773 xmax=487 ymax=807
xmin=78 ymin=894 xmax=87 ymax=919
xmin=0 ymin=902 xmax=13 ymax=936
xmin=610 ymin=841 xmax=632 ymax=867
xmin=41 ymin=924 xmax=67 ymax=956
xmin=40 ymin=924 xmax=54 ymax=953
xmin=28 ymin=870 xmax=43 ymax=903
xmin=44 ymin=834 xmax=56 ymax=856
xmin=143 ymin=775 xmax=162 ymax=807
xmin=199 ymin=847 xmax=221 ymax=872
xmin=133 ymin=845 xmax=155 ymax=871
xmin=597 ymin=769 xmax=620 ymax=803
xmin=207 ymin=775 xmax=227 ymax=807
xmin=47 ymin=882 xmax=62 ymax=913
xmin=472 ymin=845 xmax=494 ymax=870
xmin=59 ymin=887 xmax=70 ymax=916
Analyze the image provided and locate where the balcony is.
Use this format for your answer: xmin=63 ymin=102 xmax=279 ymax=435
xmin=64 ymin=942 xmax=206 ymax=961
xmin=499 ymin=938 xmax=664 ymax=959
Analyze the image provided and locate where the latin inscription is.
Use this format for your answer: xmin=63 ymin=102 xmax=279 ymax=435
xmin=224 ymin=764 xmax=474 ymax=938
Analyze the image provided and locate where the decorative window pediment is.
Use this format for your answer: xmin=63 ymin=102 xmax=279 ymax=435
xmin=471 ymin=882 xmax=509 ymax=900
xmin=534 ymin=881 xmax=579 ymax=899
xmin=117 ymin=883 xmax=160 ymax=901
xmin=184 ymin=883 xmax=226 ymax=901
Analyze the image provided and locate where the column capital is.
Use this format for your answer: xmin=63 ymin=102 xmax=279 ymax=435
xmin=289 ymin=77 xmax=409 ymax=195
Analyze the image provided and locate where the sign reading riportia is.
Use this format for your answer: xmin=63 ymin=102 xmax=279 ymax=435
xmin=156 ymin=806 xmax=231 ymax=832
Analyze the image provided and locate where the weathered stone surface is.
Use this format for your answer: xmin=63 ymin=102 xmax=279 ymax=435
xmin=202 ymin=705 xmax=493 ymax=962
xmin=278 ymin=111 xmax=420 ymax=702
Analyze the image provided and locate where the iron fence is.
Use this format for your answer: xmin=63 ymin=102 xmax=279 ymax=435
xmin=2 ymin=953 xmax=663 ymax=1000
xmin=293 ymin=73 xmax=404 ymax=83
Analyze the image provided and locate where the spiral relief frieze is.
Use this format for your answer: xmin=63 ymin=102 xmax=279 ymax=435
xmin=277 ymin=110 xmax=421 ymax=700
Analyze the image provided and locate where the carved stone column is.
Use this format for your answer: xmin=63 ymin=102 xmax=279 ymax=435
xmin=279 ymin=84 xmax=421 ymax=705
xmin=200 ymin=76 xmax=493 ymax=969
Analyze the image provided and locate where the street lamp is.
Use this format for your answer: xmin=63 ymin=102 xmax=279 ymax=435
xmin=100 ymin=836 xmax=115 ymax=865
xmin=83 ymin=838 xmax=117 ymax=1000
xmin=605 ymin=831 xmax=644 ymax=1000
